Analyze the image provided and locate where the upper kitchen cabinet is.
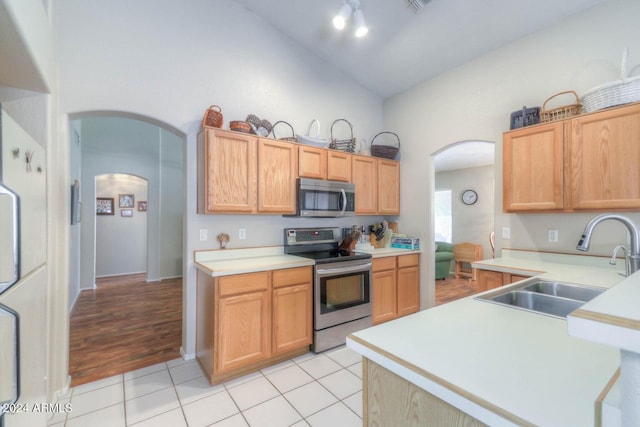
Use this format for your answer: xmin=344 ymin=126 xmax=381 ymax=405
xmin=378 ymin=159 xmax=400 ymax=215
xmin=503 ymin=102 xmax=640 ymax=213
xmin=257 ymin=139 xmax=298 ymax=213
xmin=352 ymin=154 xmax=378 ymax=214
xmin=503 ymin=121 xmax=564 ymax=212
xmin=298 ymin=145 xmax=328 ymax=180
xmin=567 ymin=102 xmax=640 ymax=210
xmin=326 ymin=150 xmax=352 ymax=182
xmin=197 ymin=129 xmax=297 ymax=214
xmin=198 ymin=128 xmax=257 ymax=213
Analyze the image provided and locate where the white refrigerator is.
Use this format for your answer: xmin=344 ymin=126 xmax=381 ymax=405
xmin=0 ymin=105 xmax=48 ymax=427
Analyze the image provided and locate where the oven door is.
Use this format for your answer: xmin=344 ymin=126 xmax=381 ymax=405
xmin=314 ymin=259 xmax=372 ymax=330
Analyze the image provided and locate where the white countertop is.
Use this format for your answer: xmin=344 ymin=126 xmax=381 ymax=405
xmin=348 ymin=250 xmax=625 ymax=426
xmin=194 ymin=245 xmax=421 ymax=276
xmin=194 ymin=246 xmax=314 ymax=276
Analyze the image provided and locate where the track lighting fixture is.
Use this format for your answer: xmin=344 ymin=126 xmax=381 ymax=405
xmin=332 ymin=0 xmax=368 ymax=37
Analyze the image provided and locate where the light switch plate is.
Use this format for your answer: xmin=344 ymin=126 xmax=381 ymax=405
xmin=502 ymin=227 xmax=511 ymax=239
xmin=199 ymin=229 xmax=207 ymax=241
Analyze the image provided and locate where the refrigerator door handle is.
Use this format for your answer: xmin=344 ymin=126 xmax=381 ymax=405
xmin=0 ymin=182 xmax=21 ymax=294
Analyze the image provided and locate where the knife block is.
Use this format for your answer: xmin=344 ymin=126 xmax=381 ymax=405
xmin=370 ymin=233 xmax=386 ymax=249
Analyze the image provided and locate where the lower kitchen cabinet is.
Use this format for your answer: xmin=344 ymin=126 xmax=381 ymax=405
xmin=477 ymin=269 xmax=532 ymax=292
xmin=196 ymin=266 xmax=312 ymax=385
xmin=372 ymin=254 xmax=420 ymax=325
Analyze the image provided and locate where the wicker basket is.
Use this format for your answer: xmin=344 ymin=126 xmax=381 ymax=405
xmin=202 ymin=105 xmax=224 ymax=128
xmin=270 ymin=121 xmax=297 ymax=142
xmin=229 ymin=121 xmax=251 ymax=133
xmin=329 ymin=119 xmax=356 ymax=153
xmin=540 ymin=91 xmax=582 ymax=123
xmin=370 ymin=132 xmax=400 ymax=160
xmin=246 ymin=114 xmax=272 ymax=136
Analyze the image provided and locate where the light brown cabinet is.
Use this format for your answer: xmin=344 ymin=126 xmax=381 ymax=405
xmin=476 ymin=269 xmax=532 ymax=292
xmin=327 ymin=150 xmax=352 ymax=182
xmin=503 ymin=102 xmax=640 ymax=213
xmin=197 ymin=129 xmax=297 ymax=214
xmin=372 ymin=254 xmax=420 ymax=325
xmin=352 ymin=155 xmax=378 ymax=214
xmin=568 ymin=103 xmax=640 ymax=210
xmin=503 ymin=121 xmax=564 ymax=212
xmin=197 ymin=128 xmax=257 ymax=213
xmin=298 ymin=145 xmax=327 ymax=179
xmin=196 ymin=266 xmax=312 ymax=384
xmin=378 ymin=159 xmax=401 ymax=215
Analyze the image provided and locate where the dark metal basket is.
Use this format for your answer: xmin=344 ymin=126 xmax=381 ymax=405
xmin=270 ymin=121 xmax=297 ymax=141
xmin=509 ymin=106 xmax=540 ymax=129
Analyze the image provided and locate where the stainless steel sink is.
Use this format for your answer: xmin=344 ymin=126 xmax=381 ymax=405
xmin=521 ymin=280 xmax=605 ymax=302
xmin=475 ymin=278 xmax=606 ymax=319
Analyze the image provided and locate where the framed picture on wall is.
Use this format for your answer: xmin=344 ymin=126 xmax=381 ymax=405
xmin=121 ymin=209 xmax=133 ymax=217
xmin=96 ymin=197 xmax=114 ymax=215
xmin=119 ymin=194 xmax=135 ymax=208
xmin=138 ymin=201 xmax=147 ymax=212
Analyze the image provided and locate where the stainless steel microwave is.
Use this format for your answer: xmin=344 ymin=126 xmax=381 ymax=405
xmin=291 ymin=178 xmax=355 ymax=217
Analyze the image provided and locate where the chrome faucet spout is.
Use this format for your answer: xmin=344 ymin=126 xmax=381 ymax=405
xmin=577 ymin=214 xmax=640 ymax=275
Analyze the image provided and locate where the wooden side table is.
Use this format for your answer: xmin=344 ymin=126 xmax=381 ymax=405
xmin=454 ymin=243 xmax=483 ymax=281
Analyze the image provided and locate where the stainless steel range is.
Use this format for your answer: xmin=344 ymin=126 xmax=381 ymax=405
xmin=284 ymin=227 xmax=373 ymax=352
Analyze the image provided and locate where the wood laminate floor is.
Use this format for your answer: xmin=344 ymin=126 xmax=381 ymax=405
xmin=69 ymin=273 xmax=183 ymax=387
xmin=435 ymin=274 xmax=480 ymax=306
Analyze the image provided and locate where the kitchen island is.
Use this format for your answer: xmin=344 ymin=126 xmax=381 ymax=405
xmin=347 ymin=250 xmax=624 ymax=426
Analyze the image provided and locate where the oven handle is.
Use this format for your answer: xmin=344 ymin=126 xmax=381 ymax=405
xmin=340 ymin=188 xmax=347 ymax=215
xmin=316 ymin=262 xmax=372 ymax=277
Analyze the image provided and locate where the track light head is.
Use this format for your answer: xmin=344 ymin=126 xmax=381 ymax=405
xmin=333 ymin=3 xmax=353 ymax=30
xmin=353 ymin=8 xmax=368 ymax=37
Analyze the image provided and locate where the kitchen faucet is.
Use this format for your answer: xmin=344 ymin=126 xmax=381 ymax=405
xmin=577 ymin=214 xmax=640 ymax=276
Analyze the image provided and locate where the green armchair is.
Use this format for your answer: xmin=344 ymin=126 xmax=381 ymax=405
xmin=435 ymin=241 xmax=454 ymax=279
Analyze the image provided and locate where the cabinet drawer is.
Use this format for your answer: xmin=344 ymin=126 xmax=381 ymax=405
xmin=397 ymin=254 xmax=419 ymax=268
xmin=218 ymin=272 xmax=269 ymax=297
xmin=272 ymin=267 xmax=312 ymax=288
xmin=373 ymin=257 xmax=396 ymax=272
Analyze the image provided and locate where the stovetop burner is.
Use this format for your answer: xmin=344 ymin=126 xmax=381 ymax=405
xmin=283 ymin=227 xmax=372 ymax=264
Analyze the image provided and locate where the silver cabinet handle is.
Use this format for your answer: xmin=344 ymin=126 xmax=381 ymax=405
xmin=0 ymin=183 xmax=21 ymax=294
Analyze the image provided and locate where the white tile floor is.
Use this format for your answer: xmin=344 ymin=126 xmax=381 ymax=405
xmin=48 ymin=346 xmax=363 ymax=427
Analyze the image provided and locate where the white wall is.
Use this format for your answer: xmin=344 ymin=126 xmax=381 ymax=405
xmin=95 ymin=174 xmax=148 ymax=277
xmin=384 ymin=0 xmax=640 ymax=309
xmin=55 ymin=0 xmax=385 ymax=357
xmin=436 ymin=165 xmax=495 ymax=260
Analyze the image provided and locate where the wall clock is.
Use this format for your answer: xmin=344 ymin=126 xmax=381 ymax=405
xmin=461 ymin=189 xmax=478 ymax=205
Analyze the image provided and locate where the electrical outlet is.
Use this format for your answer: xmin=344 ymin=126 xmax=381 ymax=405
xmin=548 ymin=229 xmax=559 ymax=242
xmin=239 ymin=228 xmax=246 ymax=240
xmin=502 ymin=227 xmax=511 ymax=239
xmin=199 ymin=229 xmax=207 ymax=241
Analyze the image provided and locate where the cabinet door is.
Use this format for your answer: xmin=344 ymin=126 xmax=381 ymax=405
xmin=568 ymin=103 xmax=640 ymax=210
xmin=352 ymin=155 xmax=377 ymax=214
xmin=299 ymin=145 xmax=327 ymax=180
xmin=327 ymin=151 xmax=352 ymax=182
xmin=198 ymin=129 xmax=256 ymax=213
xmin=477 ymin=270 xmax=503 ymax=292
xmin=397 ymin=266 xmax=420 ymax=317
xmin=216 ymin=290 xmax=270 ymax=373
xmin=257 ymin=139 xmax=298 ymax=213
xmin=372 ymin=269 xmax=397 ymax=325
xmin=272 ymin=283 xmax=312 ymax=354
xmin=377 ymin=160 xmax=400 ymax=214
xmin=503 ymin=122 xmax=564 ymax=211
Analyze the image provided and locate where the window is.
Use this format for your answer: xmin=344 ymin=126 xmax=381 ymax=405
xmin=434 ymin=189 xmax=452 ymax=242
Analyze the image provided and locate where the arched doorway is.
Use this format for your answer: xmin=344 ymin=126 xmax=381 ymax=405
xmin=432 ymin=141 xmax=495 ymax=305
xmin=68 ymin=113 xmax=186 ymax=385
